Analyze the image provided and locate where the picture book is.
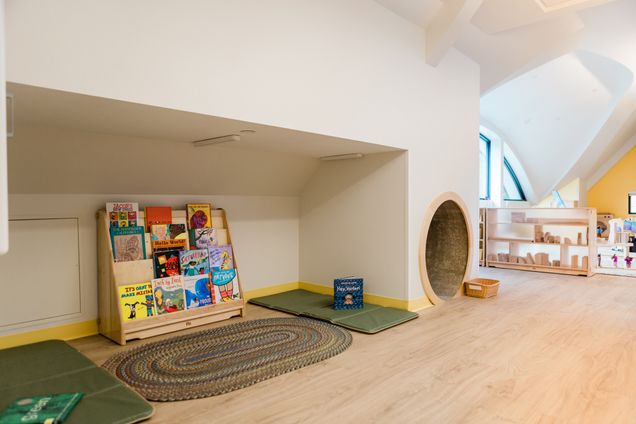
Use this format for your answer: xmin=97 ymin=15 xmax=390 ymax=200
xmin=152 ymin=276 xmax=185 ymax=314
xmin=117 ymin=282 xmax=155 ymax=321
xmin=211 ymin=268 xmax=241 ymax=302
xmin=169 ymin=223 xmax=187 ymax=240
xmin=179 ymin=249 xmax=210 ymax=276
xmin=106 ymin=202 xmax=139 ymax=228
xmin=151 ymin=224 xmax=170 ymax=241
xmin=153 ymin=250 xmax=181 ymax=278
xmin=0 ymin=393 xmax=83 ymax=424
xmin=209 ymin=245 xmax=234 ymax=271
xmin=333 ymin=276 xmax=363 ymax=310
xmin=144 ymin=206 xmax=172 ymax=231
xmin=110 ymin=226 xmax=146 ymax=262
xmin=189 ymin=228 xmax=218 ymax=249
xmin=183 ymin=274 xmax=213 ymax=309
xmin=187 ymin=203 xmax=212 ymax=229
xmin=151 ymin=238 xmax=187 ymax=252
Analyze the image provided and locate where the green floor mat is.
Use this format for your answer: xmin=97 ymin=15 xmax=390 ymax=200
xmin=249 ymin=289 xmax=418 ymax=333
xmin=0 ymin=340 xmax=153 ymax=424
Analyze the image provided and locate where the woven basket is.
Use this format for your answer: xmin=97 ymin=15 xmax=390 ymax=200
xmin=464 ymin=278 xmax=500 ymax=298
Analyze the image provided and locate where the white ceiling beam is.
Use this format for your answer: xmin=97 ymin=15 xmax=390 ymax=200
xmin=425 ymin=0 xmax=483 ymax=66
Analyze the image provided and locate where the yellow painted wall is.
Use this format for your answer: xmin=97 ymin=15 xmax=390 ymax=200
xmin=537 ymin=178 xmax=581 ymax=207
xmin=588 ymin=146 xmax=636 ymax=217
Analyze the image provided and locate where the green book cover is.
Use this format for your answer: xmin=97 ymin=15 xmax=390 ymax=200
xmin=0 ymin=393 xmax=83 ymax=424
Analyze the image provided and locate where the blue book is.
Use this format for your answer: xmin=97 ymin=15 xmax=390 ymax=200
xmin=333 ymin=277 xmax=363 ymax=310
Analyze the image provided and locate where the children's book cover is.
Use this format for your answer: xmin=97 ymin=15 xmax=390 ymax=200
xmin=151 ymin=224 xmax=170 ymax=241
xmin=169 ymin=223 xmax=187 ymax=240
xmin=209 ymin=245 xmax=234 ymax=271
xmin=152 ymin=276 xmax=185 ymax=314
xmin=183 ymin=274 xmax=213 ymax=309
xmin=117 ymin=282 xmax=155 ymax=321
xmin=0 ymin=393 xmax=83 ymax=424
xmin=153 ymin=250 xmax=181 ymax=278
xmin=151 ymin=239 xmax=187 ymax=253
xmin=333 ymin=277 xmax=364 ymax=310
xmin=106 ymin=202 xmax=139 ymax=228
xmin=179 ymin=249 xmax=210 ymax=276
xmin=189 ymin=228 xmax=218 ymax=249
xmin=211 ymin=269 xmax=241 ymax=303
xmin=110 ymin=226 xmax=146 ymax=262
xmin=145 ymin=206 xmax=172 ymax=231
xmin=187 ymin=203 xmax=212 ymax=229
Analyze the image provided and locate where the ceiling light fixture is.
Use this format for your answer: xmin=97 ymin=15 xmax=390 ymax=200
xmin=319 ymin=153 xmax=364 ymax=161
xmin=192 ymin=134 xmax=240 ymax=147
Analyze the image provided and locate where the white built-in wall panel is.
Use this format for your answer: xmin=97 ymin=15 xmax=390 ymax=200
xmin=0 ymin=218 xmax=80 ymax=330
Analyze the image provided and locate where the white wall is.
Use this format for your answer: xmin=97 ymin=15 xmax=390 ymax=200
xmin=3 ymin=193 xmax=299 ymax=336
xmin=5 ymin=0 xmax=481 ymax=306
xmin=300 ymin=151 xmax=407 ymax=298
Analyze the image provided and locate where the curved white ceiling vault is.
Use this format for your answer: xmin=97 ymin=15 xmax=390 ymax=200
xmin=376 ymin=0 xmax=636 ymax=203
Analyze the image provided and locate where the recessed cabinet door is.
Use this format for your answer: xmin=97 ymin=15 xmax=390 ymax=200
xmin=0 ymin=218 xmax=81 ymax=328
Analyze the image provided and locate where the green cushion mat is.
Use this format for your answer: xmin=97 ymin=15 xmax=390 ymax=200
xmin=249 ymin=289 xmax=418 ymax=333
xmin=0 ymin=340 xmax=153 ymax=424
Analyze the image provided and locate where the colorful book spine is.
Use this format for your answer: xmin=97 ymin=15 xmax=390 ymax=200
xmin=152 ymin=275 xmax=186 ymax=314
xmin=144 ymin=206 xmax=172 ymax=232
xmin=183 ymin=274 xmax=213 ymax=309
xmin=187 ymin=203 xmax=212 ymax=229
xmin=211 ymin=268 xmax=241 ymax=303
xmin=179 ymin=249 xmax=210 ymax=276
xmin=106 ymin=202 xmax=139 ymax=228
xmin=153 ymin=250 xmax=182 ymax=278
xmin=110 ymin=226 xmax=146 ymax=262
xmin=333 ymin=277 xmax=363 ymax=310
xmin=118 ymin=282 xmax=155 ymax=321
xmin=209 ymin=245 xmax=234 ymax=271
xmin=189 ymin=228 xmax=218 ymax=249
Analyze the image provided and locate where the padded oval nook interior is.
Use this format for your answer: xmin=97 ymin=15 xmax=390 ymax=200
xmin=425 ymin=200 xmax=469 ymax=298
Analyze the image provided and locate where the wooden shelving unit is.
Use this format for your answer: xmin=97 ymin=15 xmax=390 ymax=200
xmin=485 ymin=207 xmax=596 ymax=277
xmin=97 ymin=208 xmax=245 ymax=345
xmin=479 ymin=208 xmax=486 ymax=267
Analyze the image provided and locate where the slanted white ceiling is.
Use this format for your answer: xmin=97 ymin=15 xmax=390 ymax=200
xmin=376 ymin=0 xmax=636 ymax=202
xmin=481 ymin=51 xmax=632 ymax=200
xmin=8 ymin=83 xmax=398 ymax=159
xmin=6 ymin=83 xmax=402 ymax=196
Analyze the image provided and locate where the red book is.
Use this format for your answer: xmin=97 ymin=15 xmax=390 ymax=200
xmin=145 ymin=206 xmax=172 ymax=232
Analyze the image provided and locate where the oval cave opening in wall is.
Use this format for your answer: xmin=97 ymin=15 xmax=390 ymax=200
xmin=424 ymin=199 xmax=469 ymax=300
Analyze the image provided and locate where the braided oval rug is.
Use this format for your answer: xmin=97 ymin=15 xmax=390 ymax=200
xmin=102 ymin=317 xmax=352 ymax=401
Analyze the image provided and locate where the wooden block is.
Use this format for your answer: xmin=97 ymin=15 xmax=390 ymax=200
xmin=571 ymin=255 xmax=579 ymax=269
xmin=526 ymin=253 xmax=535 ymax=264
xmin=552 ymin=260 xmax=560 ymax=267
xmin=577 ymin=232 xmax=583 ymax=245
xmin=518 ymin=257 xmax=526 ymax=264
xmin=582 ymin=256 xmax=588 ymax=270
xmin=534 ymin=225 xmax=544 ymax=242
xmin=544 ymin=232 xmax=551 ymax=243
xmin=555 ymin=236 xmax=561 ymax=244
xmin=564 ymin=237 xmax=571 ymax=245
xmin=511 ymin=212 xmax=526 ymax=223
xmin=487 ymin=254 xmax=497 ymax=262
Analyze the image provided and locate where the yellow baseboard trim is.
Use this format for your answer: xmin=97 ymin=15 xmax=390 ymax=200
xmin=0 ymin=320 xmax=99 ymax=350
xmin=243 ymin=282 xmax=300 ymax=300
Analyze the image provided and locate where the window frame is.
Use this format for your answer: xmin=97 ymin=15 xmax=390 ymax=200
xmin=479 ymin=133 xmax=491 ymax=201
xmin=503 ymin=158 xmax=526 ymax=201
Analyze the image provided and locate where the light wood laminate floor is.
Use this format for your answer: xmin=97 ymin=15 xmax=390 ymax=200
xmin=70 ymin=268 xmax=636 ymax=423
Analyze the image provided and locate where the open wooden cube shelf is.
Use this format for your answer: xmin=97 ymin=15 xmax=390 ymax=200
xmin=97 ymin=208 xmax=245 ymax=345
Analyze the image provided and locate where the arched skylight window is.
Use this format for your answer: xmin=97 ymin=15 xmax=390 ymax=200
xmin=503 ymin=158 xmax=526 ymax=201
xmin=479 ymin=134 xmax=490 ymax=200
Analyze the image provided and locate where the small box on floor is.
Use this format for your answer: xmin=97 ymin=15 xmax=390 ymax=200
xmin=333 ymin=276 xmax=363 ymax=310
